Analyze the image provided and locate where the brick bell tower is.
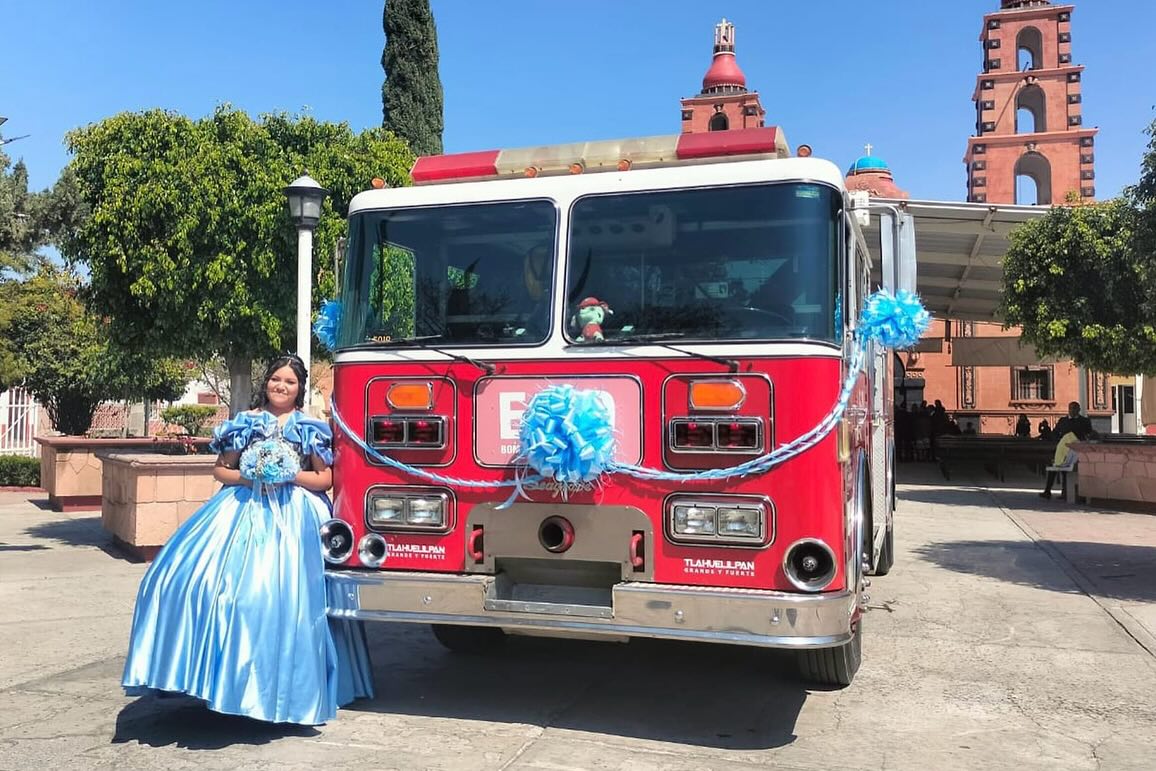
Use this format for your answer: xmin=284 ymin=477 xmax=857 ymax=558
xmin=964 ymin=1 xmax=1097 ymax=205
xmin=680 ymin=19 xmax=766 ymax=133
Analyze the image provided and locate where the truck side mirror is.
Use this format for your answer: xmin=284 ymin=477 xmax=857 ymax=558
xmin=876 ymin=209 xmax=917 ymax=294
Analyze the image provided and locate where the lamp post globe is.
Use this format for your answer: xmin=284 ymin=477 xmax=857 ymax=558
xmin=283 ymin=174 xmax=329 ymax=407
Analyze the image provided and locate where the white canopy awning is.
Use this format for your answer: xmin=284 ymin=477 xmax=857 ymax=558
xmin=866 ymin=198 xmax=1047 ymax=323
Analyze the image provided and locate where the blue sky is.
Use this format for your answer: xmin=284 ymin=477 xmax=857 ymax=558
xmin=3 ymin=0 xmax=1154 ymax=201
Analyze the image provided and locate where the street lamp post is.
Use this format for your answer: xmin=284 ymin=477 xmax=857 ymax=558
xmin=283 ymin=174 xmax=329 ymax=407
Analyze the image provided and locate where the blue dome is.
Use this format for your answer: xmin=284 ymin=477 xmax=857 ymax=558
xmin=847 ymin=155 xmax=889 ymax=175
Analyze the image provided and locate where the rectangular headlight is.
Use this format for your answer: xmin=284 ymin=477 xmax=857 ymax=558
xmin=406 ymin=496 xmax=446 ymax=527
xmin=673 ymin=504 xmax=716 ymax=535
xmin=368 ymin=495 xmax=406 ymax=525
xmin=716 ymin=506 xmax=761 ymax=538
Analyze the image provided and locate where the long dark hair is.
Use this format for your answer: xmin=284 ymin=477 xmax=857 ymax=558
xmin=251 ymin=355 xmax=308 ymax=410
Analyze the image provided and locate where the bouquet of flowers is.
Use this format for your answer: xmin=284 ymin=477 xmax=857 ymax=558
xmin=240 ymin=439 xmax=301 ymax=484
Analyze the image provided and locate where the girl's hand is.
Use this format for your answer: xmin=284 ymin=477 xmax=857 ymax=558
xmin=294 ymin=453 xmax=333 ymax=493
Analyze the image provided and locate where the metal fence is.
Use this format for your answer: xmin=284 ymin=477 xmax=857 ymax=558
xmin=0 ymin=387 xmax=41 ymax=457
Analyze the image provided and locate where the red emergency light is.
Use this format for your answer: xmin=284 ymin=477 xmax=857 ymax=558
xmin=409 ymin=127 xmax=791 ymax=185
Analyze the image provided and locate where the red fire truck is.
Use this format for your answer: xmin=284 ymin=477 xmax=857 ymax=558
xmin=321 ymin=126 xmax=918 ymax=686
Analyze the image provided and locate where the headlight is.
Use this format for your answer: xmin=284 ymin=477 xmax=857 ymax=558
xmin=369 ymin=495 xmax=406 ymax=526
xmin=717 ymin=506 xmax=761 ymax=538
xmin=365 ymin=488 xmax=453 ymax=532
xmin=673 ymin=504 xmax=717 ymax=535
xmin=667 ymin=497 xmax=770 ymax=545
xmin=407 ymin=496 xmax=446 ymax=527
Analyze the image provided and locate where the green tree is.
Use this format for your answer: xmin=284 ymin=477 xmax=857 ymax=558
xmin=381 ymin=0 xmax=444 ymax=156
xmin=0 ymin=143 xmax=45 ymax=274
xmin=63 ymin=107 xmax=413 ymax=412
xmin=1002 ymin=116 xmax=1156 ymax=375
xmin=0 ymin=269 xmax=185 ymax=435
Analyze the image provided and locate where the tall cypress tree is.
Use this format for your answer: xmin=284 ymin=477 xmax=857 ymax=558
xmin=381 ymin=0 xmax=445 ymax=157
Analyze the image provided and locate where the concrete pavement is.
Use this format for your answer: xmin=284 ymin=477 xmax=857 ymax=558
xmin=1 ymin=468 xmax=1155 ymax=770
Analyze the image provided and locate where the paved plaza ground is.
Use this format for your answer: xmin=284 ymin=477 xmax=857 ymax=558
xmin=2 ymin=465 xmax=1156 ymax=770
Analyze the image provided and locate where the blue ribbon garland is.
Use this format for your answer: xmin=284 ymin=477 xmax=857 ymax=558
xmin=326 ymin=289 xmax=929 ymax=490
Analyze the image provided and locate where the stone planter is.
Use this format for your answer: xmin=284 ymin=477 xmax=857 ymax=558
xmin=1072 ymin=440 xmax=1156 ymax=507
xmin=35 ymin=436 xmax=211 ymax=512
xmin=96 ymin=451 xmax=221 ymax=561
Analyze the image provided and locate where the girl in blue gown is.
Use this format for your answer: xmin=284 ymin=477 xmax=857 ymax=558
xmin=122 ymin=355 xmax=374 ymax=725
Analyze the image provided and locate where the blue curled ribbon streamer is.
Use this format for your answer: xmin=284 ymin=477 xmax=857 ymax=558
xmin=327 ymin=289 xmax=929 ymax=488
xmin=313 ymin=300 xmax=343 ymax=351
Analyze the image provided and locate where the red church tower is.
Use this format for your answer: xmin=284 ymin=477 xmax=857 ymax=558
xmin=964 ymin=0 xmax=1097 ymax=205
xmin=680 ymin=19 xmax=766 ymax=133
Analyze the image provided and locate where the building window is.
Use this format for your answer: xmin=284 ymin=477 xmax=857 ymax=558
xmin=981 ymin=100 xmax=995 ymax=111
xmin=1059 ymin=53 xmax=1072 ymax=64
xmin=988 ymin=19 xmax=1001 ymax=30
xmin=973 ymin=176 xmax=987 ymax=187
xmin=1012 ymin=366 xmax=1054 ymax=401
xmin=1081 ymin=169 xmax=1095 ymax=180
xmin=1082 ymin=186 xmax=1096 ymax=198
xmin=1068 ymin=94 xmax=1082 ymax=104
xmin=1058 ymin=32 xmax=1072 ymax=43
xmin=974 ymin=144 xmax=987 ymax=155
xmin=708 ymin=112 xmax=729 ymax=131
xmin=986 ymin=58 xmax=1001 ymax=71
xmin=1059 ymin=11 xmax=1071 ymax=22
xmin=681 ymin=109 xmax=693 ymax=121
xmin=1068 ymin=72 xmax=1081 ymax=83
xmin=972 ymin=160 xmax=987 ymax=171
xmin=971 ymin=193 xmax=987 ymax=203
xmin=742 ymin=105 xmax=760 ymax=116
xmin=986 ymin=39 xmax=1001 ymax=49
xmin=1080 ymin=136 xmax=1094 ymax=147
xmin=1069 ymin=115 xmax=1083 ymax=126
xmin=981 ymin=79 xmax=995 ymax=90
xmin=981 ymin=121 xmax=997 ymax=132
xmin=1081 ymin=153 xmax=1094 ymax=164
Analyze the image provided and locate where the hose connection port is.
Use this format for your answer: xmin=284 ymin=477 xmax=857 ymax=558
xmin=538 ymin=516 xmax=575 ymax=554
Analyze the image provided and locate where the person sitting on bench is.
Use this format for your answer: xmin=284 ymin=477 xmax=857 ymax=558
xmin=1040 ymin=401 xmax=1096 ymax=499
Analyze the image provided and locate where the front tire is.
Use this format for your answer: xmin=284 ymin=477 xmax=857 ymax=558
xmin=430 ymin=624 xmax=506 ymax=654
xmin=797 ymin=619 xmax=863 ymax=687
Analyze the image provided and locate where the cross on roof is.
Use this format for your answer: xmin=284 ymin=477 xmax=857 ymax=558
xmin=864 ymin=142 xmax=874 ymax=156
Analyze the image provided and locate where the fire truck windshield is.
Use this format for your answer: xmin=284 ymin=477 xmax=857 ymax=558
xmin=338 ymin=199 xmax=558 ymax=348
xmin=566 ymin=182 xmax=840 ymax=344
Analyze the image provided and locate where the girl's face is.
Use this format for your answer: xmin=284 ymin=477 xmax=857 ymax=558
xmin=265 ymin=365 xmax=300 ymax=411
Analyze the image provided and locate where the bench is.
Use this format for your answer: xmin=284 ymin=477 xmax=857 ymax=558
xmin=1045 ymin=453 xmax=1079 ymax=503
xmin=937 ymin=436 xmax=1057 ymax=482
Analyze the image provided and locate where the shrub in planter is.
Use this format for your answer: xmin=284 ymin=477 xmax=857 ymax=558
xmin=0 ymin=455 xmax=41 ymax=487
xmin=161 ymin=405 xmax=217 ymax=438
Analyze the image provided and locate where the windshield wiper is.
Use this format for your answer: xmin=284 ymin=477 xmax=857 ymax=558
xmin=347 ymin=335 xmax=496 ymax=375
xmin=602 ymin=333 xmax=739 ymax=373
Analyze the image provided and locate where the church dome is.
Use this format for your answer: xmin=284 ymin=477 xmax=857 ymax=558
xmin=847 ymin=155 xmax=890 ymax=175
xmin=699 ymin=18 xmax=748 ymax=95
xmin=845 ymin=147 xmax=908 ymax=199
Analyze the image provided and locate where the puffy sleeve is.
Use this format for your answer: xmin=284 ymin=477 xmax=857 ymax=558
xmin=208 ymin=411 xmax=276 ymax=454
xmin=286 ymin=415 xmax=334 ymax=465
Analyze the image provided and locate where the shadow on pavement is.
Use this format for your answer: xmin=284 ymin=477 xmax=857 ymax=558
xmin=112 ymin=696 xmax=319 ymax=749
xmin=348 ymin=625 xmax=808 ymax=750
xmin=914 ymin=539 xmax=1156 ymax=602
xmin=25 ymin=516 xmax=110 ymax=548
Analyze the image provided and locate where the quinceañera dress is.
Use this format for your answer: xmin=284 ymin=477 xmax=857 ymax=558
xmin=122 ymin=410 xmax=374 ymax=725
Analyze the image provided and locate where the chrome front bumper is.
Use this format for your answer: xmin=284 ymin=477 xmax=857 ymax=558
xmin=326 ymin=570 xmax=856 ymax=649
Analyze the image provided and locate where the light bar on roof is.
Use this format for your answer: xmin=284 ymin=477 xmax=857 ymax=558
xmin=409 ymin=127 xmax=791 ymax=185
